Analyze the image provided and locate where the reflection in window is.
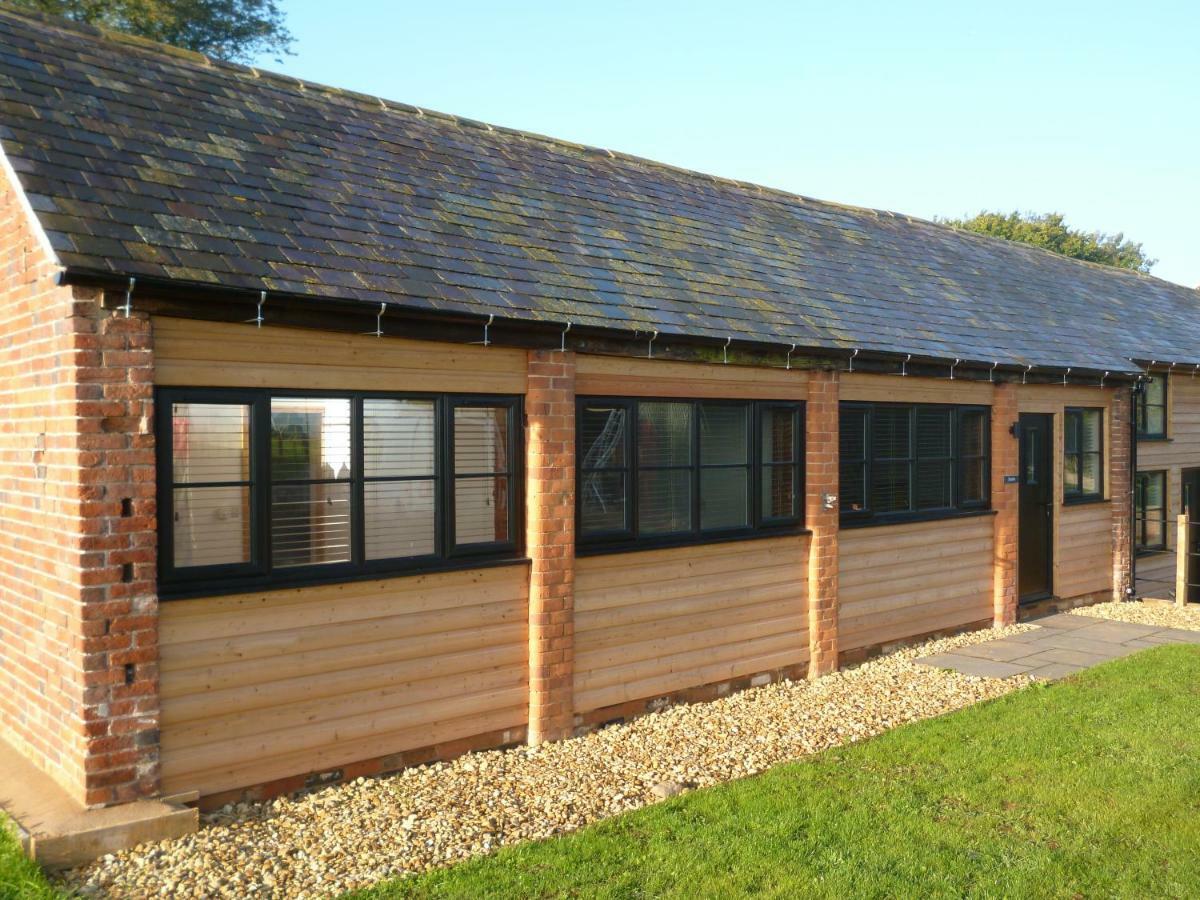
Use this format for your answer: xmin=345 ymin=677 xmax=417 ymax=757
xmin=1064 ymin=408 xmax=1103 ymax=501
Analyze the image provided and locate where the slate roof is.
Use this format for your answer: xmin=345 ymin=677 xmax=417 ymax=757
xmin=0 ymin=6 xmax=1196 ymax=373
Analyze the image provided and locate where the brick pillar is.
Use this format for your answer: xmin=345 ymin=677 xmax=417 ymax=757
xmin=526 ymin=349 xmax=576 ymax=744
xmin=992 ymin=383 xmax=1019 ymax=626
xmin=1110 ymin=388 xmax=1133 ymax=601
xmin=77 ymin=303 xmax=161 ymax=806
xmin=806 ymin=369 xmax=839 ymax=677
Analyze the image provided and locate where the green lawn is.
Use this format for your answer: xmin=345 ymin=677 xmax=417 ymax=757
xmin=355 ymin=646 xmax=1200 ymax=899
xmin=0 ymin=817 xmax=57 ymax=900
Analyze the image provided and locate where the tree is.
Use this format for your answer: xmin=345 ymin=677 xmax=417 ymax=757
xmin=939 ymin=211 xmax=1155 ymax=274
xmin=14 ymin=0 xmax=293 ymax=63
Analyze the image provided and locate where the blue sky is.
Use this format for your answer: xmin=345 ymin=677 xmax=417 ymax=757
xmin=262 ymin=1 xmax=1199 ymax=288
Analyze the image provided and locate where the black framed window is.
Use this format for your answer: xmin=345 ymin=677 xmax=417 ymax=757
xmin=839 ymin=402 xmax=990 ymax=524
xmin=158 ymin=388 xmax=521 ymax=597
xmin=1134 ymin=470 xmax=1167 ymax=553
xmin=1064 ymin=407 xmax=1104 ymax=502
xmin=1136 ymin=374 xmax=1167 ymax=439
xmin=577 ymin=398 xmax=804 ymax=550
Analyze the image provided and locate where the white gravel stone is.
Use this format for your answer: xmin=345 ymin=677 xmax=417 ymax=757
xmin=1070 ymin=599 xmax=1200 ymax=631
xmin=59 ymin=623 xmax=1037 ymax=899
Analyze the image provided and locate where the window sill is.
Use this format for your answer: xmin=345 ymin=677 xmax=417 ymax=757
xmin=159 ymin=554 xmax=531 ymax=601
xmin=577 ymin=526 xmax=811 ymax=558
xmin=1136 ymin=435 xmax=1170 ymax=443
xmin=839 ymin=508 xmax=996 ymax=531
xmin=1063 ymin=496 xmax=1109 ymax=508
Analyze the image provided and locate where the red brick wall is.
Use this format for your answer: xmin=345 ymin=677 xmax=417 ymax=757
xmin=525 ymin=349 xmax=575 ymax=743
xmin=1110 ymin=388 xmax=1132 ymax=601
xmin=0 ymin=170 xmax=160 ymax=807
xmin=991 ymin=383 xmax=1019 ymax=625
xmin=806 ymin=369 xmax=839 ymax=676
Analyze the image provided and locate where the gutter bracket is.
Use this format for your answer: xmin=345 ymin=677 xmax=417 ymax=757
xmin=246 ymin=290 xmax=266 ymax=328
xmin=120 ymin=277 xmax=135 ymax=318
xmin=363 ymin=302 xmax=386 ymax=337
xmin=647 ymin=330 xmax=658 ymax=359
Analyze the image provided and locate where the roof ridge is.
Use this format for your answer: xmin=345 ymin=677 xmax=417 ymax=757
xmin=1 ymin=3 xmax=1194 ymax=301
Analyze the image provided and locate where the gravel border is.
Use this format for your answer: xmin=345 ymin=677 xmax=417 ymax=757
xmin=61 ymin=624 xmax=1038 ymax=898
xmin=1069 ymin=599 xmax=1200 ymax=631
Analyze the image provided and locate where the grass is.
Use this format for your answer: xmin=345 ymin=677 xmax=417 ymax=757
xmin=354 ymin=645 xmax=1200 ymax=899
xmin=0 ymin=817 xmax=58 ymax=900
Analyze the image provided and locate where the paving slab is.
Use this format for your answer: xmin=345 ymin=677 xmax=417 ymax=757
xmin=917 ymin=613 xmax=1200 ymax=682
xmin=953 ymin=640 xmax=1042 ymax=662
xmin=915 ymin=654 xmax=1032 ymax=678
xmin=1024 ymin=614 xmax=1093 ymax=631
xmin=1070 ymin=621 xmax=1163 ymax=641
xmin=1025 ymin=662 xmax=1086 ymax=680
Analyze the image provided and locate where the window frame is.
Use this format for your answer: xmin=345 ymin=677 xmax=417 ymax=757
xmin=1135 ymin=374 xmax=1168 ymax=440
xmin=1134 ymin=470 xmax=1168 ymax=554
xmin=1063 ymin=407 xmax=1105 ymax=504
xmin=156 ymin=387 xmax=523 ymax=599
xmin=575 ymin=397 xmax=805 ymax=554
xmin=838 ymin=401 xmax=992 ymax=527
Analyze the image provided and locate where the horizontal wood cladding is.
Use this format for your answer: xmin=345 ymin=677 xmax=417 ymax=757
xmin=152 ymin=316 xmax=527 ymax=394
xmin=1138 ymin=375 xmax=1200 ymax=561
xmin=841 ymin=373 xmax=992 ymax=405
xmin=158 ymin=565 xmax=530 ymax=797
xmin=1056 ymin=504 xmax=1113 ymax=598
xmin=838 ymin=516 xmax=993 ymax=652
xmin=1016 ymin=383 xmax=1112 ymax=414
xmin=575 ymin=355 xmax=809 ymax=399
xmin=573 ymin=538 xmax=809 ymax=713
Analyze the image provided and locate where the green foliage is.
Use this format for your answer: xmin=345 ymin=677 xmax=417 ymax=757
xmin=0 ymin=816 xmax=61 ymax=900
xmin=356 ymin=646 xmax=1200 ymax=899
xmin=12 ymin=0 xmax=293 ymax=62
xmin=941 ymin=210 xmax=1155 ymax=273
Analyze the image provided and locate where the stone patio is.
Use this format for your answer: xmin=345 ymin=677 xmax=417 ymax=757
xmin=917 ymin=612 xmax=1200 ymax=679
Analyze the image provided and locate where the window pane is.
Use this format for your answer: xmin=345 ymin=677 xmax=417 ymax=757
xmin=763 ymin=464 xmax=796 ymax=520
xmin=1081 ymin=453 xmax=1101 ymax=496
xmin=1143 ymin=472 xmax=1164 ymax=509
xmin=1064 ymin=414 xmax=1079 ymax=454
xmin=700 ymin=468 xmax=749 ymax=530
xmin=699 ymin=404 xmax=748 ymax=465
xmin=1146 ymin=406 xmax=1165 ymax=436
xmin=364 ymin=480 xmax=435 ymax=559
xmin=962 ymin=458 xmax=987 ymax=504
xmin=638 ymin=402 xmax=692 ymax=467
xmin=271 ymin=482 xmax=352 ymax=567
xmin=638 ymin=469 xmax=692 ymax=534
xmin=455 ymin=476 xmax=510 ymax=544
xmin=1080 ymin=410 xmax=1102 ymax=453
xmin=172 ymin=403 xmax=249 ymax=483
xmin=581 ymin=405 xmax=626 ymax=469
xmin=271 ymin=398 xmax=352 ymax=481
xmin=762 ymin=408 xmax=796 ymax=463
xmin=916 ymin=460 xmax=952 ymax=510
xmin=173 ymin=486 xmax=250 ymax=567
xmin=1144 ymin=518 xmax=1164 ymax=548
xmin=872 ymin=407 xmax=911 ymax=459
xmin=455 ymin=406 xmax=510 ymax=475
xmin=871 ymin=460 xmax=911 ymax=514
xmin=915 ymin=408 xmax=951 ymax=458
xmin=1064 ymin=454 xmax=1079 ymax=493
xmin=839 ymin=407 xmax=868 ymax=511
xmin=363 ymin=399 xmax=435 ymax=477
xmin=1145 ymin=375 xmax=1165 ymax=406
xmin=959 ymin=410 xmax=986 ymax=458
xmin=581 ymin=471 xmax=626 ymax=534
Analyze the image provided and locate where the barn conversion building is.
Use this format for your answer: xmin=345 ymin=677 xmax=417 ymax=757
xmin=3 ymin=6 xmax=1200 ymax=844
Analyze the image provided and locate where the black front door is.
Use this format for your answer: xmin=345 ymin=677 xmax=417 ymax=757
xmin=1182 ymin=469 xmax=1200 ymax=602
xmin=1019 ymin=413 xmax=1053 ymax=601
